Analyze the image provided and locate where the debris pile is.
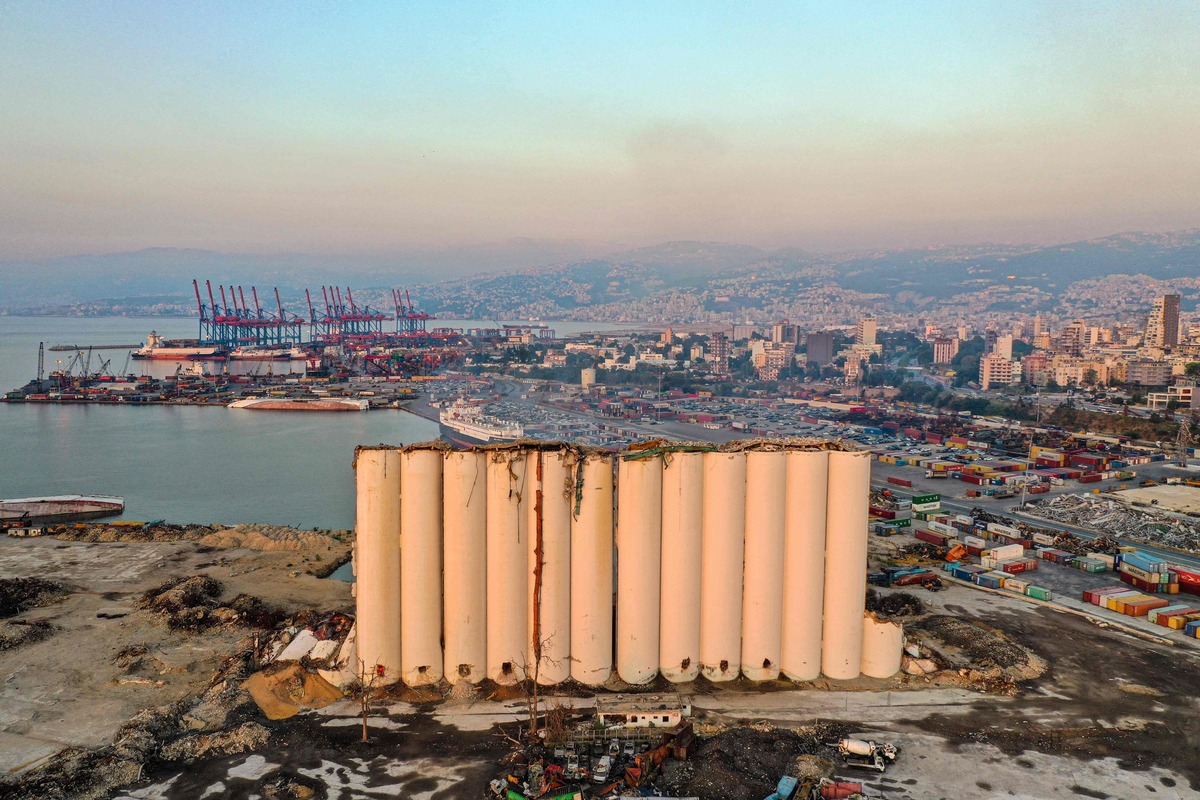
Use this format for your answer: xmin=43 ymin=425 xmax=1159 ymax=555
xmin=0 ymin=619 xmax=55 ymax=651
xmin=659 ymin=725 xmax=843 ymax=800
xmin=198 ymin=524 xmax=348 ymax=552
xmin=0 ymin=576 xmax=69 ymax=618
xmin=52 ymin=521 xmax=349 ymax=554
xmin=865 ymin=589 xmax=924 ymax=618
xmin=912 ymin=615 xmax=1045 ymax=692
xmin=1025 ymin=494 xmax=1200 ymax=552
xmin=137 ymin=575 xmax=282 ymax=632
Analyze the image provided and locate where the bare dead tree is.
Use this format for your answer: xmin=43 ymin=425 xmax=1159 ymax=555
xmin=356 ymin=656 xmax=381 ymax=743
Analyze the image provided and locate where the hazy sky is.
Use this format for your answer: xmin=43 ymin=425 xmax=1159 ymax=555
xmin=2 ymin=1 xmax=1198 ymax=259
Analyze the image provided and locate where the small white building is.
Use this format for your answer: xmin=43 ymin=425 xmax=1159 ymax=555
xmin=595 ymin=693 xmax=691 ymax=728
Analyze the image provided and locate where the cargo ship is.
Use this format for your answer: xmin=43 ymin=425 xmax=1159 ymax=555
xmin=131 ymin=331 xmax=225 ymax=360
xmin=0 ymin=495 xmax=124 ymax=525
xmin=228 ymin=397 xmax=369 ymax=411
xmin=438 ymin=399 xmax=524 ymax=446
xmin=228 ymin=346 xmax=308 ymax=361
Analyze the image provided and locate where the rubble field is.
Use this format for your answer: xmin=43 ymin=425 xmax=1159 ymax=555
xmin=0 ymin=525 xmax=351 ymax=797
xmin=1024 ymin=493 xmax=1200 ymax=552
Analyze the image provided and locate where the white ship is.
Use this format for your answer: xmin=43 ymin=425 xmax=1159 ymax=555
xmin=438 ymin=399 xmax=524 ymax=446
xmin=228 ymin=346 xmax=308 ymax=360
xmin=229 ymin=397 xmax=369 ymax=411
xmin=132 ymin=331 xmax=225 ymax=360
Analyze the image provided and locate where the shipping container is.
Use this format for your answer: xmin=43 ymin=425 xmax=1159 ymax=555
xmin=1025 ymin=586 xmax=1053 ymax=601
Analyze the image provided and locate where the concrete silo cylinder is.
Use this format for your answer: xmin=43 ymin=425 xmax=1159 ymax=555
xmin=570 ymin=454 xmax=614 ymax=686
xmin=861 ymin=612 xmax=904 ymax=678
xmin=659 ymin=450 xmax=703 ymax=682
xmin=821 ymin=450 xmax=871 ymax=679
xmin=527 ymin=449 xmax=573 ymax=685
xmin=354 ymin=448 xmax=403 ymax=685
xmin=700 ymin=451 xmax=747 ymax=682
xmin=741 ymin=450 xmax=786 ymax=681
xmin=399 ymin=448 xmax=445 ymax=686
xmin=443 ymin=450 xmax=487 ymax=684
xmin=616 ymin=454 xmax=663 ymax=685
xmin=486 ymin=450 xmax=529 ymax=684
xmin=780 ymin=450 xmax=829 ymax=681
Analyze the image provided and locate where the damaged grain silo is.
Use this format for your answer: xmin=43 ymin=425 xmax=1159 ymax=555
xmin=351 ymin=439 xmax=899 ymax=689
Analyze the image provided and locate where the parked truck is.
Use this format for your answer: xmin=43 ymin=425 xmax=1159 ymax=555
xmin=836 ymin=738 xmax=899 ymax=772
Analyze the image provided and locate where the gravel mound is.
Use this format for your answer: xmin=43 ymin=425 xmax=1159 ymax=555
xmin=0 ymin=577 xmax=70 ymax=618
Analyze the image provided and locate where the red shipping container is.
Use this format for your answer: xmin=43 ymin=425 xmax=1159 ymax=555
xmin=1079 ymin=474 xmax=1102 ymax=483
xmin=915 ymin=529 xmax=948 ymax=545
xmin=1126 ymin=598 xmax=1170 ymax=616
xmin=822 ymin=784 xmax=865 ymax=800
xmin=926 ymin=433 xmax=944 ymax=444
xmin=1155 ymin=608 xmax=1199 ymax=627
xmin=1175 ymin=568 xmax=1200 ymax=596
xmin=887 ymin=476 xmax=913 ymax=488
xmin=966 ymin=545 xmax=984 ymax=556
xmin=1001 ymin=561 xmax=1027 ymax=574
xmin=870 ymin=507 xmax=897 ymax=519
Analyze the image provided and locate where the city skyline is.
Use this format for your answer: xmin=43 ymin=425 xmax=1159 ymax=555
xmin=3 ymin=2 xmax=1199 ymax=260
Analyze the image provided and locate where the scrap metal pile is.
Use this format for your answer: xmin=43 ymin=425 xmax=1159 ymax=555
xmin=1024 ymin=494 xmax=1200 ymax=552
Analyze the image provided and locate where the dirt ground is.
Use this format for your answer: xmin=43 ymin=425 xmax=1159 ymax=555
xmin=0 ymin=531 xmax=351 ymax=781
xmin=7 ymin=524 xmax=1200 ymax=800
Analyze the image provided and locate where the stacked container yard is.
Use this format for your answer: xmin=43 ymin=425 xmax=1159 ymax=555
xmin=1117 ymin=551 xmax=1180 ymax=594
xmin=354 ymin=440 xmax=893 ymax=688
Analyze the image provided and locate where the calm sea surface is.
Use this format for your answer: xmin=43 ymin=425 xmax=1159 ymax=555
xmin=0 ymin=316 xmax=631 ymax=529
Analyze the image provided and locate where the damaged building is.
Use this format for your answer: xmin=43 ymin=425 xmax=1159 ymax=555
xmin=351 ymin=440 xmax=901 ymax=688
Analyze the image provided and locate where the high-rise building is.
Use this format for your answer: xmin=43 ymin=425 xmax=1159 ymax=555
xmin=1059 ymin=320 xmax=1086 ymax=356
xmin=855 ymin=317 xmax=877 ymax=347
xmin=1145 ymin=294 xmax=1181 ymax=348
xmin=771 ymin=320 xmax=798 ymax=344
xmin=995 ymin=335 xmax=1014 ymax=360
xmin=708 ymin=332 xmax=729 ymax=374
xmin=984 ymin=329 xmax=998 ymax=354
xmin=979 ymin=353 xmax=1019 ymax=390
xmin=805 ymin=332 xmax=834 ymax=366
xmin=932 ymin=338 xmax=959 ymax=364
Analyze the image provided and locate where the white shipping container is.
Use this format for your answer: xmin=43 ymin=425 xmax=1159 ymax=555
xmin=964 ymin=535 xmax=987 ymax=548
xmin=986 ymin=522 xmax=1020 ymax=537
xmin=983 ymin=544 xmax=1024 ymax=561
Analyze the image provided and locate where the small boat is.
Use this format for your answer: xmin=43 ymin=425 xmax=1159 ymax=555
xmin=0 ymin=495 xmax=124 ymax=524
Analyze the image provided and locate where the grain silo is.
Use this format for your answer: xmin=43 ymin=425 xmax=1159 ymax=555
xmin=821 ymin=449 xmax=871 ymax=680
xmin=527 ymin=448 xmax=573 ymax=685
xmin=659 ymin=449 xmax=704 ymax=682
xmin=353 ymin=447 xmax=403 ymax=684
xmin=442 ymin=449 xmax=487 ymax=684
xmin=700 ymin=450 xmax=746 ymax=682
xmin=570 ymin=452 xmax=614 ymax=686
xmin=780 ymin=449 xmax=829 ymax=681
xmin=399 ymin=447 xmax=444 ymax=686
xmin=486 ymin=449 xmax=529 ymax=684
xmin=616 ymin=453 xmax=663 ymax=684
xmin=860 ymin=612 xmax=904 ymax=678
xmin=741 ymin=448 xmax=786 ymax=681
xmin=353 ymin=438 xmax=895 ymax=690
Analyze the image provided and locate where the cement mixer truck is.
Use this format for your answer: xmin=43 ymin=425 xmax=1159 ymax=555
xmin=835 ymin=738 xmax=899 ymax=772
